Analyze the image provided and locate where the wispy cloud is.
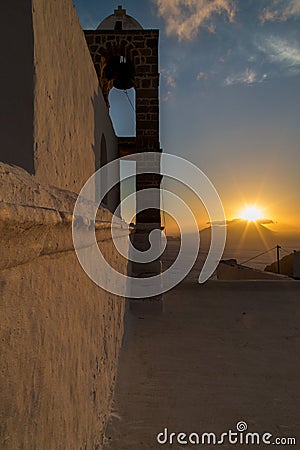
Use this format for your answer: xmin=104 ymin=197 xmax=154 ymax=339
xmin=257 ymin=36 xmax=300 ymax=71
xmin=160 ymin=68 xmax=177 ymax=101
xmin=260 ymin=0 xmax=300 ymax=23
xmin=162 ymin=91 xmax=173 ymax=102
xmin=161 ymin=66 xmax=177 ymax=91
xmin=166 ymin=75 xmax=176 ymax=88
xmin=224 ymin=68 xmax=268 ymax=86
xmin=196 ymin=71 xmax=208 ymax=80
xmin=153 ymin=0 xmax=236 ymax=41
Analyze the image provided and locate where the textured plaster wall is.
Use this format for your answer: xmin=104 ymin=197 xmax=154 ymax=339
xmin=0 ymin=163 xmax=128 ymax=449
xmin=0 ymin=0 xmax=127 ymax=442
xmin=0 ymin=1 xmax=129 ymax=447
xmin=1 ymin=0 xmax=119 ymax=193
xmin=0 ymin=253 xmax=125 ymax=450
xmin=32 ymin=0 xmax=118 ymax=194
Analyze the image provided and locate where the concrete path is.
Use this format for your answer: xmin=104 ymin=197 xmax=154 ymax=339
xmin=104 ymin=281 xmax=300 ymax=449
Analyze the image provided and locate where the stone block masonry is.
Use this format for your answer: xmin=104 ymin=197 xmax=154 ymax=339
xmin=85 ymin=29 xmax=160 ymax=160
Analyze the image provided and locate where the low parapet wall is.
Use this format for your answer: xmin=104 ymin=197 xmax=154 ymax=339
xmin=0 ymin=163 xmax=128 ymax=450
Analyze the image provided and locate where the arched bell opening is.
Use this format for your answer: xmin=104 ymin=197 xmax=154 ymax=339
xmin=109 ymin=87 xmax=136 ymax=137
xmin=104 ymin=55 xmax=135 ymax=91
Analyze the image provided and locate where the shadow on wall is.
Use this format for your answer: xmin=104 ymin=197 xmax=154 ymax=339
xmin=92 ymin=87 xmax=102 ymax=175
xmin=91 ymin=86 xmax=120 ymax=215
xmin=92 ymin=87 xmax=108 ymax=208
xmin=0 ymin=0 xmax=34 ymax=173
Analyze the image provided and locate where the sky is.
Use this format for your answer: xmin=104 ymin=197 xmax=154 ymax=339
xmin=73 ymin=0 xmax=300 ymax=229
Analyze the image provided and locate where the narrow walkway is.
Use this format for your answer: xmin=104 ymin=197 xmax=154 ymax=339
xmin=105 ymin=281 xmax=300 ymax=449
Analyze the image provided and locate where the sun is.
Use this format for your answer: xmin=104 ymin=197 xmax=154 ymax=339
xmin=239 ymin=205 xmax=264 ymax=222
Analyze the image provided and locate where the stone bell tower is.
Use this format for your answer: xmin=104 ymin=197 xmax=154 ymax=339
xmin=84 ymin=6 xmax=162 ymax=307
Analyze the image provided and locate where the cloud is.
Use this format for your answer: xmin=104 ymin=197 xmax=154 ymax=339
xmin=260 ymin=0 xmax=300 ymax=23
xmin=257 ymin=36 xmax=300 ymax=71
xmin=196 ymin=71 xmax=207 ymax=80
xmin=160 ymin=66 xmax=177 ymax=94
xmin=224 ymin=68 xmax=268 ymax=86
xmin=153 ymin=0 xmax=236 ymax=41
xmin=257 ymin=219 xmax=274 ymax=225
xmin=162 ymin=91 xmax=173 ymax=102
xmin=208 ymin=218 xmax=274 ymax=226
xmin=166 ymin=75 xmax=176 ymax=88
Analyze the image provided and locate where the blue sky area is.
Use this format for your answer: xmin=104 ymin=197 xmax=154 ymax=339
xmin=73 ymin=0 xmax=300 ymax=225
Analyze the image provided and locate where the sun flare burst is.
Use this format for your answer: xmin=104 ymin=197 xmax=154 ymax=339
xmin=239 ymin=205 xmax=264 ymax=222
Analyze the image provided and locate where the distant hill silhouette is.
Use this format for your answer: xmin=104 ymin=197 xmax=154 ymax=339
xmin=164 ymin=219 xmax=299 ymax=270
xmin=200 ymin=219 xmax=276 ymax=249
